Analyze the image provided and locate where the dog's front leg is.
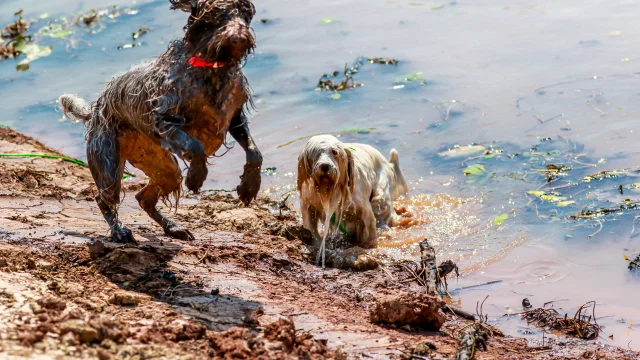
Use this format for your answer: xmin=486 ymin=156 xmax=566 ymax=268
xmin=155 ymin=113 xmax=208 ymax=193
xmin=229 ymin=111 xmax=263 ymax=205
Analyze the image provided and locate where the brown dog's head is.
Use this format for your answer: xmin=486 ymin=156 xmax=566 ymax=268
xmin=297 ymin=135 xmax=354 ymax=200
xmin=171 ymin=0 xmax=256 ymax=64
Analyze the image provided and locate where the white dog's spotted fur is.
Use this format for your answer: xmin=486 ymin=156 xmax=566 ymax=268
xmin=297 ymin=134 xmax=409 ymax=247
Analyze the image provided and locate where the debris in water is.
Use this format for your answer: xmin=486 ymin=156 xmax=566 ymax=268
xmin=317 ymin=60 xmax=364 ymax=92
xmin=520 ymin=301 xmax=601 ymax=340
xmin=624 ymin=254 xmax=640 ymax=271
xmin=583 ymin=169 xmax=631 ymax=182
xmin=463 ymin=164 xmax=485 ymax=176
xmin=367 ymin=57 xmax=398 ymax=65
xmin=1 ymin=10 xmax=29 ymax=40
xmin=438 ymin=144 xmax=486 ymax=158
xmin=396 ymin=72 xmax=427 ymax=85
xmin=522 ymin=298 xmax=532 ymax=310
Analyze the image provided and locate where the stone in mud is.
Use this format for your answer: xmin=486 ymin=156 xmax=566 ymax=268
xmin=111 ymin=291 xmax=141 ymax=306
xmin=0 ymin=257 xmax=8 ymax=267
xmin=60 ymin=319 xmax=100 ymax=344
xmin=88 ymin=239 xmax=107 ymax=259
xmin=165 ymin=319 xmax=207 ymax=341
xmin=36 ymin=296 xmax=67 ymax=312
xmin=264 ymin=318 xmax=297 ymax=350
xmin=324 ymin=247 xmax=379 ymax=271
xmin=369 ymin=293 xmax=445 ymax=330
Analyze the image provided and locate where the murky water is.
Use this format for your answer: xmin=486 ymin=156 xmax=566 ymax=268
xmin=2 ymin=0 xmax=640 ymax=350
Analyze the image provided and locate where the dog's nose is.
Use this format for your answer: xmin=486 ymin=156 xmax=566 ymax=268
xmin=320 ymin=163 xmax=330 ymax=172
xmin=230 ymin=34 xmax=248 ymax=48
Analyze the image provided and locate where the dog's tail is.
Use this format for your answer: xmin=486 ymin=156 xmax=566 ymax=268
xmin=59 ymin=94 xmax=92 ymax=122
xmin=389 ymin=149 xmax=409 ymax=198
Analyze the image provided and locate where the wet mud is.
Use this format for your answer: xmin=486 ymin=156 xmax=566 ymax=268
xmin=1 ymin=127 xmax=638 ymax=359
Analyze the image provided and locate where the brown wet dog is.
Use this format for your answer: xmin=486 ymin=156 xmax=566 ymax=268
xmin=59 ymin=0 xmax=262 ymax=243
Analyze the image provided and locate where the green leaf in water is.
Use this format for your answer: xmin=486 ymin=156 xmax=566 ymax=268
xmin=541 ymin=194 xmax=566 ymax=202
xmin=431 ymin=5 xmax=445 ymax=10
xmin=13 ymin=37 xmax=53 ymax=70
xmin=527 ymin=190 xmax=545 ymax=197
xmin=319 ymin=17 xmax=339 ymax=24
xmin=0 ymin=120 xmax=15 ymax=127
xmin=557 ymin=200 xmax=575 ymax=207
xmin=438 ymin=145 xmax=485 ymax=158
xmin=397 ymin=72 xmax=427 ymax=84
xmin=463 ymin=164 xmax=485 ymax=175
xmin=329 ymin=93 xmax=341 ymax=100
xmin=339 ymin=127 xmax=375 ymax=134
xmin=39 ymin=13 xmax=50 ymax=19
xmin=493 ymin=213 xmax=508 ymax=226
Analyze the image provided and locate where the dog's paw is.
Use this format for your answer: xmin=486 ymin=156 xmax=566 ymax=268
xmin=185 ymin=161 xmax=208 ymax=193
xmin=164 ymin=223 xmax=195 ymax=241
xmin=237 ymin=163 xmax=261 ymax=205
xmin=111 ymin=227 xmax=137 ymax=244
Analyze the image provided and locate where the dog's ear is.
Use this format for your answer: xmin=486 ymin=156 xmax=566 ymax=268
xmin=297 ymin=152 xmax=309 ymax=191
xmin=344 ymin=147 xmax=355 ymax=195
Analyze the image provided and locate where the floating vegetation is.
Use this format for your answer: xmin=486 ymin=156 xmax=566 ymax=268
xmin=1 ymin=5 xmax=141 ymax=71
xmin=521 ymin=301 xmax=601 ymax=340
xmin=318 ymin=17 xmax=339 ymax=24
xmin=118 ymin=27 xmax=151 ymax=50
xmin=396 ymin=72 xmax=427 ymax=85
xmin=317 ymin=60 xmax=363 ymax=92
xmin=1 ymin=10 xmax=29 ymax=40
xmin=339 ymin=127 xmax=376 ymax=134
xmin=439 ymin=145 xmax=485 ymax=158
xmin=624 ymin=254 xmax=640 ymax=271
xmin=493 ymin=213 xmax=508 ymax=227
xmin=463 ymin=164 xmax=485 ymax=176
xmin=583 ymin=169 xmax=631 ymax=182
xmin=535 ymin=164 xmax=571 ymax=182
xmin=571 ymin=200 xmax=639 ymax=220
xmin=261 ymin=167 xmax=277 ymax=176
xmin=78 ymin=6 xmax=138 ymax=32
xmin=367 ymin=57 xmax=398 ymax=65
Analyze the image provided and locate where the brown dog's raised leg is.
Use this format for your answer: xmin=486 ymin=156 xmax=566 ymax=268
xmin=154 ymin=113 xmax=208 ymax=194
xmin=122 ymin=133 xmax=194 ymax=240
xmin=229 ymin=111 xmax=262 ymax=205
xmin=87 ymin=129 xmax=135 ymax=243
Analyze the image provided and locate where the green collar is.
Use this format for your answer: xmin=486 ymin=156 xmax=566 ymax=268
xmin=330 ymin=213 xmax=352 ymax=237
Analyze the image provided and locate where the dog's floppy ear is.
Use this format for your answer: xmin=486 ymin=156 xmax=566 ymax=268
xmin=297 ymin=152 xmax=309 ymax=191
xmin=344 ymin=147 xmax=355 ymax=195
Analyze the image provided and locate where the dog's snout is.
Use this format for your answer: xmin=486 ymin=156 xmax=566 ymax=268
xmin=230 ymin=34 xmax=248 ymax=48
xmin=320 ymin=163 xmax=331 ymax=173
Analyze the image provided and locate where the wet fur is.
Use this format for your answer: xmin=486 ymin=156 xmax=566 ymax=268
xmin=297 ymin=135 xmax=409 ymax=247
xmin=59 ymin=0 xmax=262 ymax=243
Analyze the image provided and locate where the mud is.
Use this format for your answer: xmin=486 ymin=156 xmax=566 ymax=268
xmin=0 ymin=127 xmax=639 ymax=359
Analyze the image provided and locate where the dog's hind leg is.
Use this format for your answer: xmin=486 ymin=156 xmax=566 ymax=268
xmin=122 ymin=133 xmax=194 ymax=240
xmin=86 ymin=129 xmax=135 ymax=243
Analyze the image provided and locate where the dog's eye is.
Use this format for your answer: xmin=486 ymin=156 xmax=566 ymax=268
xmin=331 ymin=149 xmax=338 ymax=156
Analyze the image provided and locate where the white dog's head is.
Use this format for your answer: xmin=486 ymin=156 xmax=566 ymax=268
xmin=297 ymin=135 xmax=354 ymax=199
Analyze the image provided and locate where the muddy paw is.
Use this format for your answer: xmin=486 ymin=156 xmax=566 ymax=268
xmin=237 ymin=163 xmax=261 ymax=205
xmin=185 ymin=160 xmax=208 ymax=193
xmin=111 ymin=227 xmax=137 ymax=244
xmin=164 ymin=223 xmax=195 ymax=240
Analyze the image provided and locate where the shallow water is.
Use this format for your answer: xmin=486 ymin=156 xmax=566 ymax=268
xmin=2 ymin=0 xmax=640 ymax=350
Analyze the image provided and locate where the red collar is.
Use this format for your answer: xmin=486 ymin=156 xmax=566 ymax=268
xmin=188 ymin=55 xmax=226 ymax=68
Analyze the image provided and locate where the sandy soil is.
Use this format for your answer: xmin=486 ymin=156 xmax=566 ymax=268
xmin=0 ymin=127 xmax=638 ymax=359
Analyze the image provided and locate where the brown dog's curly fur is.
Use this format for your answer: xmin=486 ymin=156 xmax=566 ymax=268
xmin=59 ymin=0 xmax=262 ymax=243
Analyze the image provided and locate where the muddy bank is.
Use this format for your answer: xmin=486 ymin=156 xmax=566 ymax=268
xmin=0 ymin=127 xmax=638 ymax=359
